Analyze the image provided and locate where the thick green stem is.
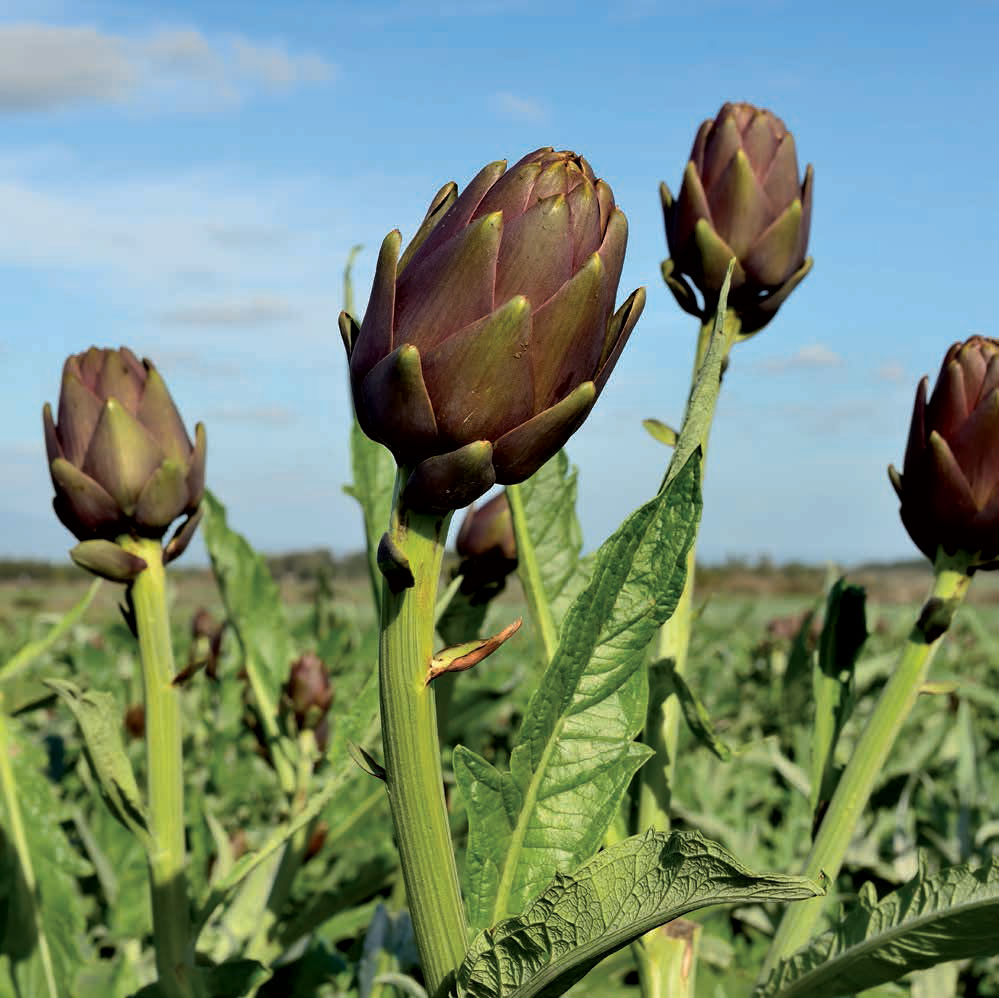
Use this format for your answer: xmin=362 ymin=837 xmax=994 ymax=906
xmin=638 ymin=311 xmax=740 ymax=835
xmin=506 ymin=482 xmax=558 ymax=662
xmin=122 ymin=536 xmax=199 ymax=998
xmin=379 ymin=477 xmax=467 ymax=998
xmin=759 ymin=565 xmax=971 ymax=979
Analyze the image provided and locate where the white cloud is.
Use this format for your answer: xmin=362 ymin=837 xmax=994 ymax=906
xmin=159 ymin=296 xmax=301 ymax=327
xmin=875 ymin=362 xmax=906 ymax=384
xmin=491 ymin=91 xmax=546 ymax=123
xmin=763 ymin=343 xmax=844 ymax=373
xmin=0 ymin=23 xmax=335 ymax=113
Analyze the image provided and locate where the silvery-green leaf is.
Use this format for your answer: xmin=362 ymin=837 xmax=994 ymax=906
xmin=455 ymin=830 xmax=821 ymax=998
xmin=755 ymin=857 xmax=999 ymax=998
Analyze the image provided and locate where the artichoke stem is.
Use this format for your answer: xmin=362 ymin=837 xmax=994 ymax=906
xmin=121 ymin=536 xmax=201 ymax=998
xmin=378 ymin=473 xmax=468 ymax=997
xmin=759 ymin=562 xmax=972 ymax=981
xmin=639 ymin=309 xmax=741 ymax=836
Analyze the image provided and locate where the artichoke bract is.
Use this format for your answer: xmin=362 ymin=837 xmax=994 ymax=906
xmin=342 ymin=148 xmax=645 ymax=513
xmin=662 ymin=101 xmax=813 ymax=332
xmin=890 ymin=337 xmax=999 ymax=570
xmin=43 ymin=346 xmax=206 ymax=579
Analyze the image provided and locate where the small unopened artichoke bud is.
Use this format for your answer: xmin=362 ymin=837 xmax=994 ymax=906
xmin=42 ymin=346 xmax=206 ymax=575
xmin=284 ymin=652 xmax=333 ymax=751
xmin=662 ymin=102 xmax=813 ymax=332
xmin=890 ymin=336 xmax=999 ymax=570
xmin=345 ymin=147 xmax=645 ymax=512
xmin=455 ymin=494 xmax=517 ymax=601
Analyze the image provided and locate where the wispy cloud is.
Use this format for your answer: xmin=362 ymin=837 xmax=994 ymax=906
xmin=762 ymin=343 xmax=844 ymax=373
xmin=207 ymin=405 xmax=297 ymax=426
xmin=158 ymin=295 xmax=301 ymax=328
xmin=875 ymin=362 xmax=906 ymax=384
xmin=0 ymin=23 xmax=335 ymax=113
xmin=490 ymin=91 xmax=546 ymax=123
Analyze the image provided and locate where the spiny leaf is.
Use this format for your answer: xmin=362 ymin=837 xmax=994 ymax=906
xmin=754 ymin=856 xmax=999 ymax=998
xmin=454 ymin=830 xmax=822 ymax=998
xmin=455 ymin=454 xmax=701 ymax=930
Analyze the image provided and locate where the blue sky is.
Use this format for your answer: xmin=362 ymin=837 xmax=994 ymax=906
xmin=2 ymin=1 xmax=997 ymax=566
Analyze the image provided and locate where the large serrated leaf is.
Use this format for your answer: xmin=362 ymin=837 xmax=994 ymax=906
xmin=0 ymin=715 xmax=90 ymax=998
xmin=455 ymin=454 xmax=702 ymax=930
xmin=514 ymin=451 xmax=586 ymax=632
xmin=454 ymin=830 xmax=822 ymax=998
xmin=44 ymin=679 xmax=147 ymax=841
xmin=755 ymin=857 xmax=999 ymax=998
xmin=201 ymin=490 xmax=294 ymax=735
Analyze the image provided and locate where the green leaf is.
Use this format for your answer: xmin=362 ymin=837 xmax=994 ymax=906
xmin=755 ymin=857 xmax=999 ymax=998
xmin=0 ymin=715 xmax=90 ymax=998
xmin=810 ymin=580 xmax=867 ymax=817
xmin=454 ymin=829 xmax=822 ymax=998
xmin=344 ymin=420 xmax=396 ymax=613
xmin=194 ymin=665 xmax=380 ymax=933
xmin=0 ymin=579 xmax=101 ymax=685
xmin=44 ymin=680 xmax=147 ymax=842
xmin=455 ymin=454 xmax=702 ymax=930
xmin=654 ymin=658 xmax=732 ymax=761
xmin=201 ymin=490 xmax=295 ymax=771
xmin=513 ymin=450 xmax=585 ymax=633
xmin=642 ymin=418 xmax=678 ymax=448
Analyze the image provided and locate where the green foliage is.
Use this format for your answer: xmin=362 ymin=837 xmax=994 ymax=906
xmin=454 ymin=830 xmax=821 ymax=998
xmin=455 ymin=453 xmax=702 ymax=930
xmin=755 ymin=857 xmax=999 ymax=998
xmin=0 ymin=717 xmax=90 ymax=998
xmin=45 ymin=679 xmax=147 ymax=841
xmin=513 ymin=451 xmax=588 ymax=631
xmin=810 ymin=579 xmax=867 ymax=816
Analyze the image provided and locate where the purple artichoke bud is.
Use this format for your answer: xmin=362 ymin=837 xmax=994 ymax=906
xmin=662 ymin=102 xmax=813 ymax=333
xmin=284 ymin=651 xmax=333 ymax=750
xmin=43 ymin=347 xmax=205 ymax=568
xmin=455 ymin=493 xmax=517 ymax=596
xmin=889 ymin=337 xmax=999 ymax=570
xmin=346 ymin=148 xmax=645 ymax=512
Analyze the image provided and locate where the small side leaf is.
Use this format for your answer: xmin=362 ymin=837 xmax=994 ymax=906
xmin=44 ymin=680 xmax=147 ymax=842
xmin=755 ymin=857 xmax=999 ymax=998
xmin=653 ymin=658 xmax=732 ymax=762
xmin=454 ymin=830 xmax=822 ymax=998
xmin=810 ymin=579 xmax=867 ymax=818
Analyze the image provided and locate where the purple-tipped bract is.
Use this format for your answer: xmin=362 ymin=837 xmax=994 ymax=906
xmin=344 ymin=148 xmax=645 ymax=513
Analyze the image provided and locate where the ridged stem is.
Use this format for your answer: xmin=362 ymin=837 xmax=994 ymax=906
xmin=759 ymin=564 xmax=972 ymax=980
xmin=379 ymin=476 xmax=467 ymax=997
xmin=121 ymin=536 xmax=200 ymax=998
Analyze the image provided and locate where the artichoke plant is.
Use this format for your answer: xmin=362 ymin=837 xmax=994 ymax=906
xmin=662 ymin=101 xmax=813 ymax=332
xmin=890 ymin=336 xmax=999 ymax=570
xmin=342 ymin=147 xmax=645 ymax=513
xmin=284 ymin=652 xmax=334 ymax=752
xmin=455 ymin=492 xmax=517 ymax=597
xmin=43 ymin=346 xmax=205 ymax=579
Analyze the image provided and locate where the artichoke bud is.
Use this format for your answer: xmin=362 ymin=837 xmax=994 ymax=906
xmin=890 ymin=336 xmax=999 ymax=571
xmin=454 ymin=493 xmax=517 ymax=602
xmin=283 ymin=652 xmax=334 ymax=751
xmin=43 ymin=347 xmax=206 ymax=574
xmin=663 ymin=102 xmax=813 ymax=332
xmin=350 ymin=148 xmax=644 ymax=513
